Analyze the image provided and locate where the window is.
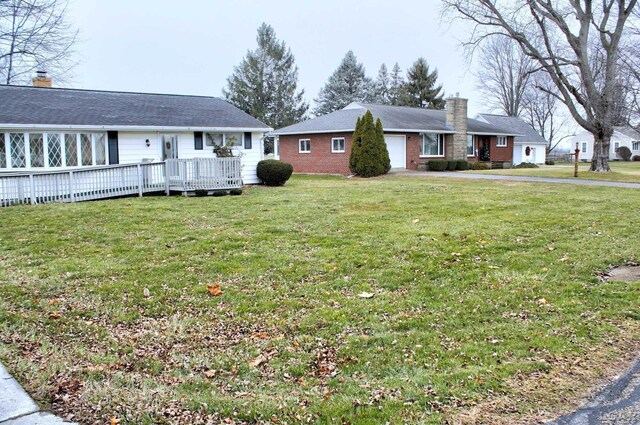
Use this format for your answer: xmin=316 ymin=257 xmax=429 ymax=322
xmin=0 ymin=134 xmax=6 ymax=169
xmin=467 ymin=134 xmax=474 ymax=156
xmin=496 ymin=136 xmax=507 ymax=147
xmin=332 ymin=137 xmax=345 ymax=153
xmin=633 ymin=141 xmax=640 ymax=151
xmin=614 ymin=142 xmax=620 ymax=152
xmin=10 ymin=133 xmax=26 ymax=168
xmin=205 ymin=133 xmax=243 ymax=148
xmin=65 ymin=134 xmax=78 ymax=166
xmin=582 ymin=142 xmax=588 ymax=153
xmin=30 ymin=133 xmax=45 ymax=167
xmin=299 ymin=139 xmax=311 ymax=153
xmin=80 ymin=134 xmax=93 ymax=166
xmin=420 ymin=133 xmax=445 ymax=157
xmin=48 ymin=134 xmax=62 ymax=167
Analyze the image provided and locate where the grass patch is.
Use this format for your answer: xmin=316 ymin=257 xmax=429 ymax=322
xmin=465 ymin=161 xmax=640 ymax=183
xmin=0 ymin=175 xmax=638 ymax=424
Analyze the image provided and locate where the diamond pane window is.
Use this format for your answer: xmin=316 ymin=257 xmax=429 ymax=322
xmin=10 ymin=133 xmax=26 ymax=168
xmin=48 ymin=134 xmax=62 ymax=167
xmin=65 ymin=134 xmax=78 ymax=166
xmin=0 ymin=134 xmax=6 ymax=169
xmin=95 ymin=134 xmax=106 ymax=165
xmin=30 ymin=133 xmax=45 ymax=167
xmin=80 ymin=134 xmax=93 ymax=166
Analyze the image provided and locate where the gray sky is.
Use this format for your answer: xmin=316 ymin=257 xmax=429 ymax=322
xmin=68 ymin=0 xmax=482 ymax=115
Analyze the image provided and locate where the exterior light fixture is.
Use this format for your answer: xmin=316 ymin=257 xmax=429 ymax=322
xmin=145 ymin=139 xmax=151 ymax=147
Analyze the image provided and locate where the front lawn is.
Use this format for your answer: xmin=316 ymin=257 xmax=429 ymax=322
xmin=465 ymin=161 xmax=640 ymax=183
xmin=0 ymin=175 xmax=638 ymax=424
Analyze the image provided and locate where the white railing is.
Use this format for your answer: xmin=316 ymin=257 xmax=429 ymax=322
xmin=166 ymin=157 xmax=242 ymax=192
xmin=0 ymin=158 xmax=243 ymax=207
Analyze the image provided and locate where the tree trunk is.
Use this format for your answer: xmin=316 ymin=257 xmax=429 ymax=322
xmin=590 ymin=130 xmax=611 ymax=172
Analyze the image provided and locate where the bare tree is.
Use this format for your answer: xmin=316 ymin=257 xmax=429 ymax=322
xmin=474 ymin=37 xmax=536 ymax=116
xmin=522 ymin=72 xmax=571 ymax=154
xmin=0 ymin=0 xmax=78 ymax=85
xmin=442 ymin=0 xmax=638 ymax=172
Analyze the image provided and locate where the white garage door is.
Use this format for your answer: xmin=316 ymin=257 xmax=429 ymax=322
xmin=384 ymin=135 xmax=406 ymax=169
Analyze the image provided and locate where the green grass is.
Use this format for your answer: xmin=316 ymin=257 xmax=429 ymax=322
xmin=465 ymin=161 xmax=640 ymax=183
xmin=0 ymin=175 xmax=638 ymax=424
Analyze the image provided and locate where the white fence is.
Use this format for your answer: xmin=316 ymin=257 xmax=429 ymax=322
xmin=0 ymin=158 xmax=243 ymax=207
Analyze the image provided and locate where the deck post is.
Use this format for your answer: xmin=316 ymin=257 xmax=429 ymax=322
xmin=29 ymin=175 xmax=36 ymax=205
xmin=137 ymin=164 xmax=143 ymax=197
xmin=17 ymin=178 xmax=24 ymax=204
xmin=69 ymin=171 xmax=75 ymax=203
xmin=164 ymin=161 xmax=170 ymax=195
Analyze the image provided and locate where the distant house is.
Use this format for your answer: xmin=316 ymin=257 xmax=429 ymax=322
xmin=272 ymin=97 xmax=518 ymax=174
xmin=475 ymin=114 xmax=547 ymax=165
xmin=0 ymin=76 xmax=272 ymax=184
xmin=570 ymin=127 xmax=640 ymax=161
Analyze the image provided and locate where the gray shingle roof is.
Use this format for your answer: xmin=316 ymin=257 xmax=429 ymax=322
xmin=476 ymin=114 xmax=547 ymax=145
xmin=0 ymin=85 xmax=271 ymax=130
xmin=273 ymin=103 xmax=517 ymax=136
xmin=614 ymin=126 xmax=640 ymax=140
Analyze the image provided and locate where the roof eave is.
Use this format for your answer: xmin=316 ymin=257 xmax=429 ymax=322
xmin=0 ymin=124 xmax=273 ymax=132
xmin=273 ymin=128 xmax=456 ymax=136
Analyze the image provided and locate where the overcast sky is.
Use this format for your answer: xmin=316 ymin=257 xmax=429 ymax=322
xmin=68 ymin=1 xmax=484 ymax=115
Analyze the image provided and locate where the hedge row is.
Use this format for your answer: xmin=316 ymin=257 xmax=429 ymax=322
xmin=427 ymin=160 xmax=469 ymax=171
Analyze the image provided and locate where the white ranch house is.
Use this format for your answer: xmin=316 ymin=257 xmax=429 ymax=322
xmin=571 ymin=127 xmax=640 ymax=161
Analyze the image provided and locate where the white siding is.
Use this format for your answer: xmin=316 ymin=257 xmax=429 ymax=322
xmin=570 ymin=130 xmax=635 ymax=161
xmin=513 ymin=143 xmax=546 ymax=165
xmin=118 ymin=132 xmax=163 ymax=164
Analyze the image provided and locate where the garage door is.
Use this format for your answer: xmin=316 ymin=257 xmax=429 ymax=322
xmin=384 ymin=135 xmax=406 ymax=169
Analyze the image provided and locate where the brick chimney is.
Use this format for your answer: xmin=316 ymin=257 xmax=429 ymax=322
xmin=32 ymin=71 xmax=52 ymax=88
xmin=445 ymin=94 xmax=468 ymax=161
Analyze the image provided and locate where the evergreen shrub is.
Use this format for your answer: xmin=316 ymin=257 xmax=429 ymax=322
xmin=456 ymin=161 xmax=469 ymax=170
xmin=468 ymin=162 xmax=489 ymax=170
xmin=257 ymin=160 xmax=294 ymax=186
xmin=349 ymin=111 xmax=391 ymax=177
xmin=633 ymin=155 xmax=640 ymax=161
xmin=428 ymin=160 xmax=448 ymax=171
xmin=514 ymin=162 xmax=539 ymax=168
xmin=447 ymin=161 xmax=457 ymax=171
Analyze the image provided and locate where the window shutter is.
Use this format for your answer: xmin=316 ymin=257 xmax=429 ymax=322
xmin=244 ymin=132 xmax=252 ymax=149
xmin=107 ymin=131 xmax=119 ymax=164
xmin=194 ymin=132 xmax=203 ymax=150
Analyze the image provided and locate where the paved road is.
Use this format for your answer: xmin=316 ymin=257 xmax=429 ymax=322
xmin=549 ymin=358 xmax=640 ymax=425
xmin=393 ymin=170 xmax=640 ymax=189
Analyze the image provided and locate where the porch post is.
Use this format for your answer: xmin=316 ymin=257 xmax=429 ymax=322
xmin=137 ymin=164 xmax=143 ymax=197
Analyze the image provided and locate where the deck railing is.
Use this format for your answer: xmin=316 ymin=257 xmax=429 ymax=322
xmin=0 ymin=157 xmax=243 ymax=207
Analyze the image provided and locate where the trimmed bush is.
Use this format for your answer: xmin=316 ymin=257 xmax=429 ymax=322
xmin=257 ymin=159 xmax=293 ymax=186
xmin=514 ymin=162 xmax=539 ymax=168
xmin=468 ymin=162 xmax=489 ymax=170
xmin=456 ymin=161 xmax=469 ymax=170
xmin=229 ymin=188 xmax=243 ymax=196
xmin=545 ymin=160 xmax=555 ymax=165
xmin=428 ymin=160 xmax=448 ymax=171
xmin=194 ymin=189 xmax=208 ymax=197
xmin=633 ymin=155 xmax=640 ymax=161
xmin=212 ymin=191 xmax=227 ymax=197
xmin=617 ymin=146 xmax=632 ymax=161
xmin=447 ymin=161 xmax=457 ymax=171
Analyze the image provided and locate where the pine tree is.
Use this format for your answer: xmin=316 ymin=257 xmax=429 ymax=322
xmin=223 ymin=23 xmax=308 ymax=129
xmin=374 ymin=63 xmax=390 ymax=104
xmin=389 ymin=63 xmax=404 ymax=105
xmin=349 ymin=111 xmax=390 ymax=177
xmin=398 ymin=58 xmax=445 ymax=109
xmin=314 ymin=51 xmax=373 ymax=116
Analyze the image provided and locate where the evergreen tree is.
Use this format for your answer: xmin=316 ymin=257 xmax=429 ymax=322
xmin=223 ymin=23 xmax=308 ymax=129
xmin=398 ymin=58 xmax=445 ymax=109
xmin=349 ymin=111 xmax=390 ymax=177
xmin=314 ymin=51 xmax=373 ymax=115
xmin=374 ymin=63 xmax=391 ymax=104
xmin=389 ymin=63 xmax=404 ymax=105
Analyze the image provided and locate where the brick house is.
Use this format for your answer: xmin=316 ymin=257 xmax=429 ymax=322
xmin=272 ymin=97 xmax=517 ymax=174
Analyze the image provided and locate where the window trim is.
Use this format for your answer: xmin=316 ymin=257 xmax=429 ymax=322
xmin=496 ymin=136 xmax=508 ymax=147
xmin=582 ymin=142 xmax=588 ymax=153
xmin=466 ymin=134 xmax=475 ymax=157
xmin=299 ymin=138 xmax=311 ymax=153
xmin=331 ymin=137 xmax=346 ymax=153
xmin=632 ymin=141 xmax=640 ymax=151
xmin=419 ymin=133 xmax=445 ymax=157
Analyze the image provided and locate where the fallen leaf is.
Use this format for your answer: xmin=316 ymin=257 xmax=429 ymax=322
xmin=207 ymin=284 xmax=223 ymax=297
xmin=412 ymin=219 xmax=420 ymax=223
xmin=249 ymin=355 xmax=268 ymax=367
xmin=110 ymin=417 xmax=120 ymax=425
xmin=537 ymin=298 xmax=548 ymax=306
xmin=203 ymin=370 xmax=216 ymax=378
xmin=143 ymin=288 xmax=150 ymax=298
xmin=49 ymin=311 xmax=61 ymax=319
xmin=357 ymin=292 xmax=374 ymax=299
xmin=548 ymin=246 xmax=556 ymax=251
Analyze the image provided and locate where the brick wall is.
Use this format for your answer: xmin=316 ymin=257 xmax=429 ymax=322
xmin=279 ymin=132 xmax=353 ymax=174
xmin=489 ymin=136 xmax=514 ymax=162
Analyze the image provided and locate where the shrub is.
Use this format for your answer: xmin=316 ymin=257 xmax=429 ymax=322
xmin=212 ymin=191 xmax=227 ymax=197
xmin=349 ymin=111 xmax=390 ymax=177
xmin=229 ymin=188 xmax=243 ymax=196
xmin=514 ymin=162 xmax=539 ymax=168
xmin=633 ymin=155 xmax=640 ymax=161
xmin=616 ymin=146 xmax=632 ymax=161
xmin=194 ymin=189 xmax=208 ymax=197
xmin=545 ymin=160 xmax=555 ymax=165
xmin=257 ymin=159 xmax=293 ymax=186
xmin=456 ymin=161 xmax=469 ymax=170
xmin=468 ymin=162 xmax=489 ymax=170
xmin=427 ymin=160 xmax=448 ymax=171
xmin=447 ymin=161 xmax=457 ymax=171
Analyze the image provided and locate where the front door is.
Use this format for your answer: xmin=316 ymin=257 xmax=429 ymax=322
xmin=384 ymin=135 xmax=407 ymax=168
xmin=162 ymin=134 xmax=178 ymax=160
xmin=479 ymin=137 xmax=491 ymax=161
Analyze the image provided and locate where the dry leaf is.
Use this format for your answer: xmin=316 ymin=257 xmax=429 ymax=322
xmin=357 ymin=292 xmax=375 ymax=299
xmin=49 ymin=311 xmax=61 ymax=319
xmin=548 ymin=246 xmax=556 ymax=251
xmin=537 ymin=298 xmax=548 ymax=306
xmin=412 ymin=219 xmax=420 ymax=223
xmin=203 ymin=370 xmax=216 ymax=378
xmin=207 ymin=284 xmax=223 ymax=297
xmin=143 ymin=288 xmax=150 ymax=298
xmin=110 ymin=417 xmax=120 ymax=425
xmin=249 ymin=355 xmax=268 ymax=367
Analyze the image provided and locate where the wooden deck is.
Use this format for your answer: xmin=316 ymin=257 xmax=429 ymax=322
xmin=0 ymin=158 xmax=243 ymax=207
